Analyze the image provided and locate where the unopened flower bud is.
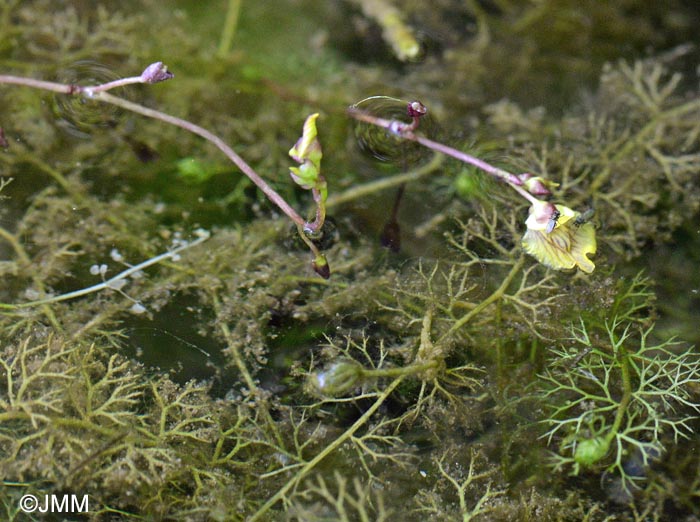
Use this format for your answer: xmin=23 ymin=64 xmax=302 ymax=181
xmin=517 ymin=173 xmax=559 ymax=196
xmin=312 ymin=254 xmax=331 ymax=279
xmin=407 ymin=101 xmax=427 ymax=119
xmin=524 ymin=177 xmax=554 ymax=196
xmin=141 ymin=62 xmax=174 ymax=84
xmin=307 ymin=359 xmax=364 ymax=396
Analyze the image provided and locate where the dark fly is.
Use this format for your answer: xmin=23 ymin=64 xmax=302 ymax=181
xmin=546 ymin=209 xmax=561 ymax=233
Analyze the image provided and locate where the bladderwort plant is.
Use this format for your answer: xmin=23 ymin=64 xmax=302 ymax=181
xmin=1 ymin=65 xmax=601 ymax=283
xmin=0 ymin=62 xmax=332 ymax=278
xmin=538 ymin=317 xmax=700 ymax=493
xmin=348 ymin=99 xmax=597 ymax=274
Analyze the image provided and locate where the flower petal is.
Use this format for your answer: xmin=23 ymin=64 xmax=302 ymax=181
xmin=522 ymin=204 xmax=597 ymax=273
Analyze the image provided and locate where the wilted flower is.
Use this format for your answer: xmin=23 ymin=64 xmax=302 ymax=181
xmin=521 ymin=200 xmax=597 ymax=273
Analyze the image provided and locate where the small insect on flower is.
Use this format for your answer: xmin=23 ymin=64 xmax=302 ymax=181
xmin=522 ymin=200 xmax=597 ymax=273
xmin=545 ymin=209 xmax=561 ymax=234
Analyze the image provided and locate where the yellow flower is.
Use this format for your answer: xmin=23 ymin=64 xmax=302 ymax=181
xmin=521 ymin=201 xmax=597 ymax=273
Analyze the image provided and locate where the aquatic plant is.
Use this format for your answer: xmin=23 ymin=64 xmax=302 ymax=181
xmin=0 ymin=332 xmax=261 ymax=519
xmin=412 ymin=449 xmax=504 ymax=522
xmin=538 ymin=318 xmax=700 ymax=493
xmin=2 ymin=2 xmax=700 ymax=520
xmin=287 ymin=471 xmax=393 ymax=521
xmin=288 ymin=112 xmax=331 ymax=277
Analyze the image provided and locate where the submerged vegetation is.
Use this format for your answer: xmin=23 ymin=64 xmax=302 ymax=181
xmin=1 ymin=1 xmax=700 ymax=520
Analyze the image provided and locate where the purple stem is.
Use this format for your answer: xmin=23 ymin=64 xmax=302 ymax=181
xmin=87 ymin=75 xmax=144 ymax=93
xmin=347 ymin=107 xmax=540 ymax=206
xmin=0 ymin=75 xmax=145 ymax=95
xmin=94 ymin=91 xmax=305 ymax=226
xmin=0 ymin=70 xmax=306 ymax=228
xmin=0 ymin=63 xmax=332 ymax=276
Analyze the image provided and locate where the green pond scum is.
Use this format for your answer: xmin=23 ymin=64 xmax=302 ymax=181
xmin=1 ymin=1 xmax=700 ymax=520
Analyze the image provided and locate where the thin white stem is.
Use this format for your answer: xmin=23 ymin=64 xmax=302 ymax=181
xmin=0 ymin=230 xmax=210 ymax=309
xmin=0 ymin=75 xmax=74 ymax=94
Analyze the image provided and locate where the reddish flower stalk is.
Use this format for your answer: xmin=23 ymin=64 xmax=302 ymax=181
xmin=94 ymin=90 xmax=307 ymax=228
xmin=0 ymin=62 xmax=331 ymax=277
xmin=348 ymin=101 xmax=598 ymax=273
xmin=346 ymin=104 xmax=541 ymax=206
